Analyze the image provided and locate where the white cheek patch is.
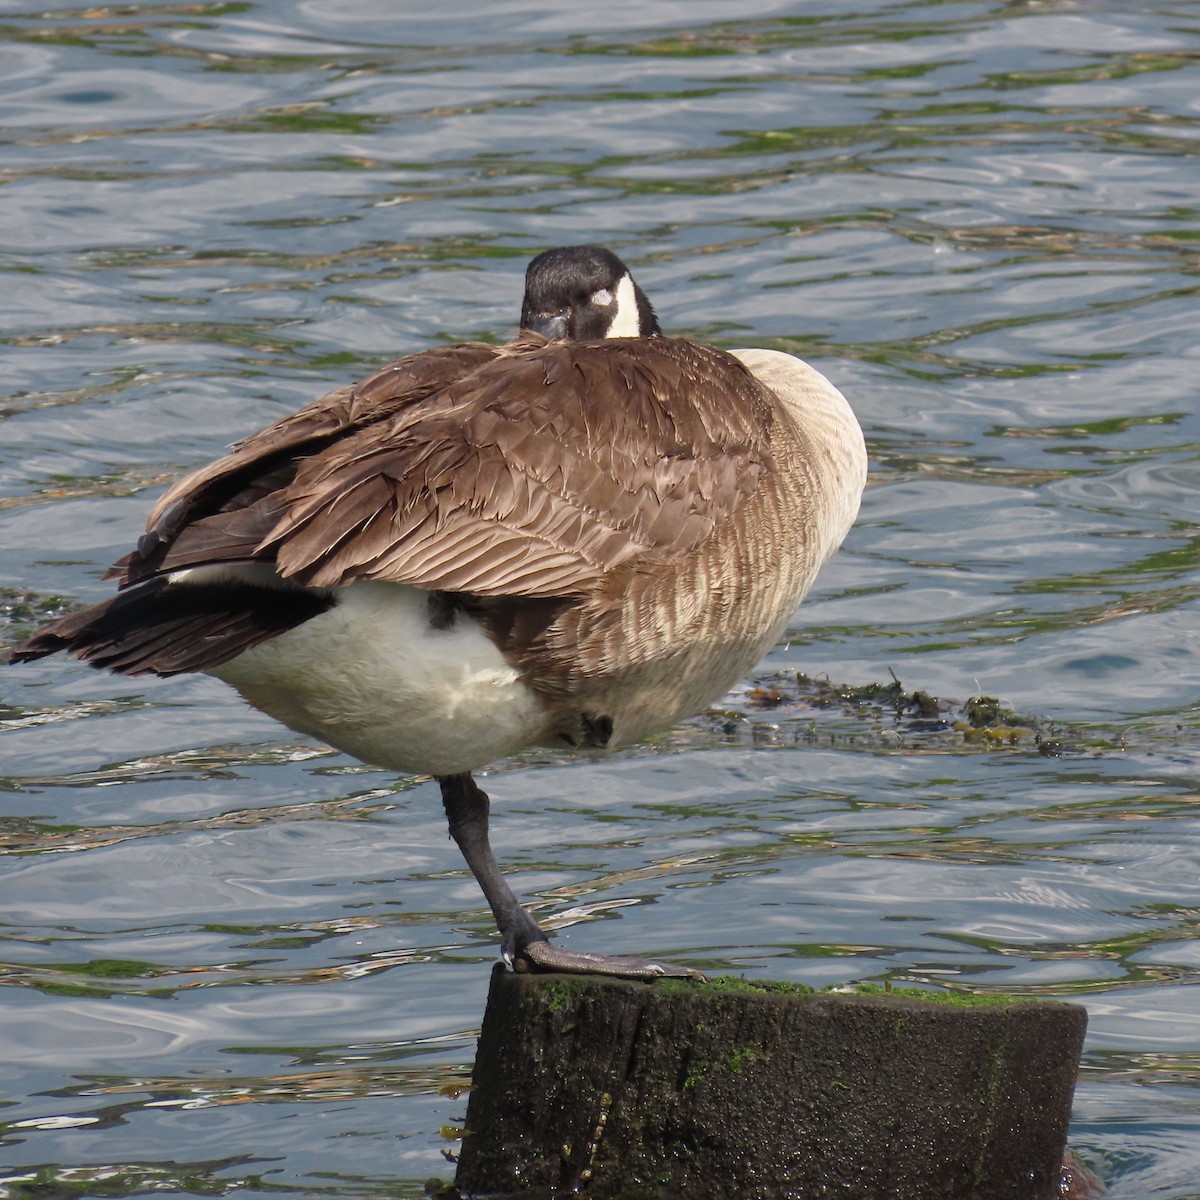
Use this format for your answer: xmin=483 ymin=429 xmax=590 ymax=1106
xmin=590 ymin=287 xmax=613 ymax=306
xmin=604 ymin=272 xmax=642 ymax=338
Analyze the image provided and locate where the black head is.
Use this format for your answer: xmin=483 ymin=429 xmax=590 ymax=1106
xmin=520 ymin=245 xmax=661 ymax=341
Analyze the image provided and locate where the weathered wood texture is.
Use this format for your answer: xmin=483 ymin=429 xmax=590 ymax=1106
xmin=455 ymin=967 xmax=1086 ymax=1200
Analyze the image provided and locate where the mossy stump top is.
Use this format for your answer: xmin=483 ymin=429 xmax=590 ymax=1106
xmin=454 ymin=967 xmax=1086 ymax=1200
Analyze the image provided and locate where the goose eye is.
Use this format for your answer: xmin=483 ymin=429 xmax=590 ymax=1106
xmin=590 ymin=287 xmax=613 ymax=306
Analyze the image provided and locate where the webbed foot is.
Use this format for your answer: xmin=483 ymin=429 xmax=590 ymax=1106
xmin=514 ymin=938 xmax=705 ymax=981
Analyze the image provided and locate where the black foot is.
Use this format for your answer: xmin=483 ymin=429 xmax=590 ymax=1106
xmin=515 ymin=939 xmax=705 ymax=981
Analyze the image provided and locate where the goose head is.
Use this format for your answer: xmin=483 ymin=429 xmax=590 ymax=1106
xmin=520 ymin=244 xmax=662 ymax=340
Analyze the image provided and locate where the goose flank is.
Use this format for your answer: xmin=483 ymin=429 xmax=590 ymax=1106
xmin=7 ymin=245 xmax=867 ymax=979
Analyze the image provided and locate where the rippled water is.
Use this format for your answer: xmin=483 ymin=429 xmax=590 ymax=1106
xmin=2 ymin=2 xmax=1198 ymax=1197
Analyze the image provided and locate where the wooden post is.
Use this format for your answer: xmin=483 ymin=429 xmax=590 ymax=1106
xmin=455 ymin=968 xmax=1086 ymax=1200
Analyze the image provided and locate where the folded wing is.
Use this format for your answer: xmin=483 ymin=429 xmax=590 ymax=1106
xmin=122 ymin=336 xmax=776 ymax=600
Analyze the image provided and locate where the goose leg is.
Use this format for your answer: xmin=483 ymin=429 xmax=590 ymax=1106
xmin=437 ymin=773 xmax=703 ymax=980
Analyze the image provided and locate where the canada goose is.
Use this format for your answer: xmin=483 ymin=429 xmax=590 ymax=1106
xmin=8 ymin=245 xmax=867 ymax=979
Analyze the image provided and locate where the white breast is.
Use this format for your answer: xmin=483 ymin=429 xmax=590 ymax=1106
xmin=208 ymin=580 xmax=548 ymax=776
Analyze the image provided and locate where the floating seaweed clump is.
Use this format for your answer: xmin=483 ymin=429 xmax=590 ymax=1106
xmin=705 ymin=668 xmax=1097 ymax=758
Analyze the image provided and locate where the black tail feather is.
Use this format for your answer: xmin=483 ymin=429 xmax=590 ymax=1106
xmin=7 ymin=579 xmax=333 ymax=677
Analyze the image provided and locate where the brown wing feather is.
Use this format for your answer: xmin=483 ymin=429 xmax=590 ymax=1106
xmin=264 ymin=338 xmax=775 ymax=596
xmin=112 ymin=336 xmax=773 ymax=602
xmin=114 ymin=342 xmax=504 ymax=586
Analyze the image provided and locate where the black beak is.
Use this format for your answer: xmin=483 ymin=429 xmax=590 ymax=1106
xmin=523 ymin=312 xmax=569 ymax=340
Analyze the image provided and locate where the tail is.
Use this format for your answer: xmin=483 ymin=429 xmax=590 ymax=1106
xmin=7 ymin=578 xmax=332 ymax=677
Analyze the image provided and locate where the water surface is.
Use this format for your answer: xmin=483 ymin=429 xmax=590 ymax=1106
xmin=2 ymin=2 xmax=1199 ymax=1196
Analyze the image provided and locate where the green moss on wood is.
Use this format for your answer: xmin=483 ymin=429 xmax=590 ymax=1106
xmin=851 ymin=982 xmax=1028 ymax=1007
xmin=516 ymin=969 xmax=1047 ymax=1010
